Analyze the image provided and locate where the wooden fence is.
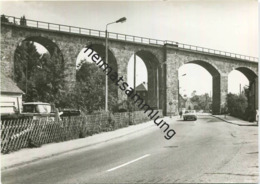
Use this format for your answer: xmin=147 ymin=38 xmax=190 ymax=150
xmin=1 ymin=110 xmax=162 ymax=154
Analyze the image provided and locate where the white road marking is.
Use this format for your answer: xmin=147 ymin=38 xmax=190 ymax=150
xmin=106 ymin=154 xmax=151 ymax=172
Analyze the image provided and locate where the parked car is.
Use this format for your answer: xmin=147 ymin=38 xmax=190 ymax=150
xmin=60 ymin=108 xmax=81 ymax=117
xmin=183 ymin=110 xmax=197 ymax=121
xmin=22 ymin=102 xmax=55 ymax=120
xmin=256 ymin=109 xmax=259 ymax=123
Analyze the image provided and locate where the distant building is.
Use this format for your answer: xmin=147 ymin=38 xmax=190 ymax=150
xmin=178 ymin=94 xmax=186 ymax=111
xmin=185 ymin=98 xmax=194 ymax=110
xmin=1 ymin=73 xmax=24 ymax=115
xmin=135 ymin=82 xmax=148 ymax=104
xmin=179 ymin=95 xmax=195 ymax=111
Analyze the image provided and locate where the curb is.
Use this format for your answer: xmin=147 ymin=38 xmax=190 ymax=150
xmin=211 ymin=115 xmax=258 ymax=127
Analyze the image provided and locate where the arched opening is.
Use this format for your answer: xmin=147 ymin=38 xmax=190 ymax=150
xmin=127 ymin=50 xmax=161 ymax=109
xmin=228 ymin=67 xmax=258 ymax=121
xmin=75 ymin=44 xmax=118 ymax=112
xmin=228 ymin=70 xmax=249 ymax=94
xmin=178 ymin=60 xmax=221 ymax=114
xmin=13 ymin=36 xmax=64 ymax=104
xmin=178 ymin=63 xmax=212 ymax=113
xmin=127 ymin=55 xmax=148 ymax=89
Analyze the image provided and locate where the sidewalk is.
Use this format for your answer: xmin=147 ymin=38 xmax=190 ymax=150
xmin=212 ymin=115 xmax=258 ymax=126
xmin=1 ymin=116 xmax=177 ymax=170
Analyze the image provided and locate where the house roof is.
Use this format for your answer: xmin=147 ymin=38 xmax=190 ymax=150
xmin=135 ymin=83 xmax=147 ymax=91
xmin=179 ymin=94 xmax=185 ymax=101
xmin=1 ymin=73 xmax=24 ymax=94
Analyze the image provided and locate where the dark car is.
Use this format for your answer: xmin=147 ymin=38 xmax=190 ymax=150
xmin=60 ymin=108 xmax=81 ymax=117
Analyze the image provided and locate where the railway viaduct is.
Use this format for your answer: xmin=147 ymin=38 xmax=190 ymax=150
xmin=1 ymin=16 xmax=258 ymax=115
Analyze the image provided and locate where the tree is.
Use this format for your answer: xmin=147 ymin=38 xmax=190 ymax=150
xmin=190 ymin=93 xmax=211 ymax=111
xmin=74 ymin=61 xmax=106 ymax=113
xmin=20 ymin=15 xmax=27 ymax=26
xmin=14 ymin=41 xmax=41 ymax=101
xmin=69 ymin=60 xmax=120 ymax=113
xmin=1 ymin=14 xmax=9 ymax=23
xmin=34 ymin=48 xmax=65 ymax=104
xmin=226 ymin=93 xmax=248 ymax=120
xmin=191 ymin=90 xmax=197 ymax=97
xmin=14 ymin=41 xmax=65 ymax=104
xmin=14 ymin=42 xmax=120 ymax=113
xmin=242 ymin=86 xmax=255 ymax=121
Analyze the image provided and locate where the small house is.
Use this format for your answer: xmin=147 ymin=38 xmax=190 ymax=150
xmin=135 ymin=82 xmax=148 ymax=104
xmin=1 ymin=73 xmax=24 ymax=115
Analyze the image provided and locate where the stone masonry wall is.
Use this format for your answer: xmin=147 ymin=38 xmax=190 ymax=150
xmin=1 ymin=23 xmax=258 ymax=115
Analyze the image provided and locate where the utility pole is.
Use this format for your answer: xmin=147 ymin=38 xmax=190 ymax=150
xmin=157 ymin=67 xmax=159 ymax=109
xmin=105 ymin=29 xmax=108 ymax=111
xmin=134 ymin=53 xmax=136 ymax=90
xmin=132 ymin=53 xmax=137 ymax=123
xmin=26 ymin=60 xmax=28 ymax=94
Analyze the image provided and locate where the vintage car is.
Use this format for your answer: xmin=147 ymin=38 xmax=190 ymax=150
xmin=183 ymin=110 xmax=197 ymax=121
xmin=22 ymin=102 xmax=55 ymax=120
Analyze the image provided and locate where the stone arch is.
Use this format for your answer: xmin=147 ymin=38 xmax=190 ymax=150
xmin=232 ymin=67 xmax=258 ymax=112
xmin=8 ymin=36 xmax=64 ymax=79
xmin=235 ymin=67 xmax=258 ymax=82
xmin=134 ymin=50 xmax=162 ymax=109
xmin=181 ymin=60 xmax=223 ymax=114
xmin=13 ymin=35 xmax=64 ymax=79
xmin=84 ymin=43 xmax=118 ymax=72
xmin=13 ymin=36 xmax=64 ymax=61
xmin=24 ymin=36 xmax=63 ymax=57
xmin=11 ymin=35 xmax=66 ymax=103
xmin=13 ymin=36 xmax=64 ymax=73
xmin=187 ymin=60 xmax=221 ymax=77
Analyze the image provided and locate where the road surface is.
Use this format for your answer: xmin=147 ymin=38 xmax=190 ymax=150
xmin=2 ymin=115 xmax=258 ymax=183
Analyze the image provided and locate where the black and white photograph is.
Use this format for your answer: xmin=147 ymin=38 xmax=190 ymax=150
xmin=0 ymin=0 xmax=258 ymax=183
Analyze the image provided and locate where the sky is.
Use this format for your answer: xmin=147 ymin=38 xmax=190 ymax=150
xmin=1 ymin=0 xmax=258 ymax=97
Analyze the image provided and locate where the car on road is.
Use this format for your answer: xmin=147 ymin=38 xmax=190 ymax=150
xmin=183 ymin=110 xmax=197 ymax=121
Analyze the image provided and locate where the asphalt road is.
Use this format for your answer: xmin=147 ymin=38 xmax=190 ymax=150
xmin=2 ymin=115 xmax=258 ymax=183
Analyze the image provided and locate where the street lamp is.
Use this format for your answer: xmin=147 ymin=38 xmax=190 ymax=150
xmin=105 ymin=17 xmax=126 ymax=111
xmin=178 ymin=73 xmax=186 ymax=112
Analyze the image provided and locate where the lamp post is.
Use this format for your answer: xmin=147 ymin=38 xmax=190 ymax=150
xmin=105 ymin=17 xmax=126 ymax=111
xmin=178 ymin=73 xmax=186 ymax=112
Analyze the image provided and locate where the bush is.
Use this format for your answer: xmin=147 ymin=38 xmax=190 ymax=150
xmin=226 ymin=93 xmax=248 ymax=120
